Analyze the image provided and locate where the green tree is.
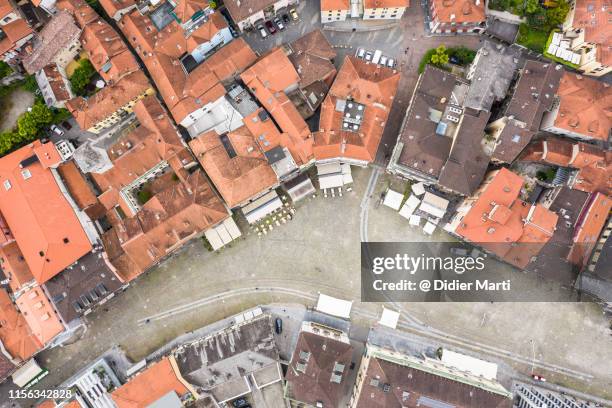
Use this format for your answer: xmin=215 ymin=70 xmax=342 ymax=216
xmin=545 ymin=0 xmax=570 ymax=29
xmin=69 ymin=59 xmax=96 ymax=96
xmin=0 ymin=62 xmax=12 ymax=80
xmin=21 ymin=75 xmax=39 ymax=93
xmin=525 ymin=0 xmax=541 ymax=14
xmin=430 ymin=45 xmax=449 ymax=67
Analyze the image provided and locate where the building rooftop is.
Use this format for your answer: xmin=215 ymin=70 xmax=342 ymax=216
xmin=551 ymin=72 xmax=611 ymax=142
xmin=321 ymin=0 xmax=350 ymax=10
xmin=223 ymin=0 xmax=277 ymax=23
xmin=111 ymin=357 xmax=189 ymax=407
xmin=44 ymin=250 xmax=121 ymax=323
xmin=65 ymin=70 xmax=151 ymax=130
xmin=174 ymin=314 xmax=279 ymax=402
xmin=0 ymin=141 xmax=92 ymax=284
xmin=120 ymin=6 xmax=255 ymax=124
xmin=314 ymin=56 xmax=400 ymax=163
xmin=438 ymin=109 xmax=490 ymax=195
xmin=571 ymin=0 xmax=611 ymax=66
xmin=431 ymin=0 xmax=486 ymax=24
xmin=526 ymin=186 xmax=590 ymax=285
xmin=22 ymin=11 xmax=81 ymax=74
xmin=241 ymin=47 xmax=314 ymax=165
xmin=0 ymin=19 xmax=33 ymax=56
xmin=14 ymin=287 xmax=64 ymax=347
xmin=453 ymin=168 xmax=558 ymax=269
xmin=391 ymin=65 xmax=470 ymax=180
xmin=188 ymin=112 xmax=279 ymax=209
xmin=0 ymin=288 xmax=41 ymax=361
xmin=90 ymin=97 xmax=228 ymax=281
xmin=490 ymin=119 xmax=534 ymax=164
xmin=520 ymin=138 xmax=611 ymax=196
xmin=285 ymin=322 xmax=353 ymax=408
xmin=464 ymin=41 xmax=519 ymax=112
xmin=364 ymin=0 xmax=410 ymax=7
xmin=504 ymin=60 xmax=564 ymax=131
xmin=288 ymin=29 xmax=337 ymax=89
xmin=40 ymin=65 xmax=72 ymax=103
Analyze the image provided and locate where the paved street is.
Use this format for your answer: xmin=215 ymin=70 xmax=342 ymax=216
xmin=3 ymin=2 xmax=611 ymax=406
xmin=3 ymin=166 xmax=607 ymax=406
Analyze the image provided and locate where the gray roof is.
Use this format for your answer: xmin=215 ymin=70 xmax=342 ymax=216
xmin=173 ymin=315 xmax=278 ymax=400
xmin=491 ymin=118 xmax=535 ymax=164
xmin=504 ymin=60 xmax=564 ymax=130
xmin=464 ymin=41 xmax=520 ymax=112
xmin=438 ymin=109 xmax=491 ymax=195
xmin=393 ymin=66 xmax=469 ymax=179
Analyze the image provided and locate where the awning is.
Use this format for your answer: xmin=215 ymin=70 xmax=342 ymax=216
xmin=284 ymin=174 xmax=315 ymax=202
xmin=319 ymin=174 xmax=345 ymax=190
xmin=317 ymin=163 xmax=353 ymax=189
xmin=379 ymin=307 xmax=400 ymax=329
xmin=204 ymin=217 xmax=242 ymax=250
xmin=12 ymin=359 xmax=47 ymax=388
xmin=383 ymin=189 xmax=404 ymax=211
xmin=399 ymin=194 xmax=421 ymax=219
xmin=409 ymin=215 xmax=421 ymax=226
xmin=241 ymin=190 xmax=282 ymax=224
xmin=419 ymin=192 xmax=449 ymax=218
xmin=423 ymin=221 xmax=436 ymax=235
xmin=316 ymin=293 xmax=352 ymax=319
xmin=411 ymin=182 xmax=426 ymax=196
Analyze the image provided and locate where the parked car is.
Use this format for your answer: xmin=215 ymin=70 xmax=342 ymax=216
xmin=256 ymin=24 xmax=268 ymax=38
xmin=232 ymin=398 xmax=248 ymax=408
xmin=387 ymin=58 xmax=395 ymax=68
xmin=282 ymin=13 xmax=290 ymax=23
xmin=61 ymin=121 xmax=72 ymax=130
xmin=531 ymin=374 xmax=547 ymax=382
xmin=356 ymin=48 xmax=366 ymax=59
xmin=275 ymin=318 xmax=283 ymax=334
xmin=273 ymin=17 xmax=285 ymax=30
xmin=289 ymin=8 xmax=298 ymax=20
xmin=265 ymin=20 xmax=277 ymax=34
xmin=50 ymin=124 xmax=64 ymax=136
xmin=380 ymin=56 xmax=388 ymax=66
xmin=365 ymin=51 xmax=373 ymax=62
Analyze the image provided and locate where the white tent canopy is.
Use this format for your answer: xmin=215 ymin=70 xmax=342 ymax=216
xmin=399 ymin=194 xmax=421 ymax=219
xmin=12 ymin=359 xmax=46 ymax=388
xmin=241 ymin=190 xmax=282 ymax=224
xmin=419 ymin=192 xmax=449 ymax=219
xmin=317 ymin=163 xmax=353 ymax=189
xmin=316 ymin=293 xmax=352 ymax=319
xmin=441 ymin=349 xmax=498 ymax=380
xmin=383 ymin=189 xmax=404 ymax=211
xmin=379 ymin=307 xmax=400 ymax=329
xmin=204 ymin=217 xmax=242 ymax=250
xmin=411 ymin=182 xmax=426 ymax=196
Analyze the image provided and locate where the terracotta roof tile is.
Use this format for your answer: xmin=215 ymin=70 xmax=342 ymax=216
xmin=57 ymin=161 xmax=98 ymax=210
xmin=552 ymin=72 xmax=612 ymax=141
xmin=571 ymin=0 xmax=611 ymax=66
xmin=224 ymin=0 xmax=277 ymax=23
xmin=189 ymin=115 xmax=279 ymax=208
xmin=568 ymin=193 xmax=612 ymax=268
xmin=0 ymin=19 xmax=33 ymax=56
xmin=431 ymin=0 xmax=485 ymax=24
xmin=0 ymin=288 xmax=42 ymax=361
xmin=111 ymin=357 xmax=189 ymax=407
xmin=40 ymin=64 xmax=72 ymax=103
xmin=321 ymin=0 xmax=350 ymax=10
xmin=288 ymin=30 xmax=337 ymax=89
xmin=364 ymin=0 xmax=410 ymax=8
xmin=22 ymin=11 xmax=81 ymax=74
xmin=0 ymin=141 xmax=92 ymax=284
xmin=15 ymin=286 xmax=64 ymax=346
xmin=0 ymin=241 xmax=34 ymax=293
xmin=314 ymin=56 xmax=400 ymax=163
xmin=453 ymin=168 xmax=558 ymax=269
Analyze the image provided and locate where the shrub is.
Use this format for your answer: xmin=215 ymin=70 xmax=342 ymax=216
xmin=69 ymin=59 xmax=96 ymax=96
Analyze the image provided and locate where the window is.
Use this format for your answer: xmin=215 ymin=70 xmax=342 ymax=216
xmin=3 ymin=180 xmax=11 ymax=190
xmin=21 ymin=169 xmax=32 ymax=180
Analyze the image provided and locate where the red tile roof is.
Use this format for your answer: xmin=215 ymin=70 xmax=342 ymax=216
xmin=571 ymin=0 xmax=611 ymax=66
xmin=567 ymin=193 xmax=612 ymax=268
xmin=241 ymin=47 xmax=314 ymax=165
xmin=552 ymin=72 xmax=612 ymax=141
xmin=454 ymin=168 xmax=558 ymax=269
xmin=520 ymin=138 xmax=611 ymax=196
xmin=321 ymin=0 xmax=350 ymax=10
xmin=364 ymin=0 xmax=410 ymax=8
xmin=111 ymin=357 xmax=189 ymax=408
xmin=0 ymin=141 xmax=92 ymax=284
xmin=0 ymin=288 xmax=42 ymax=361
xmin=189 ymin=113 xmax=279 ymax=208
xmin=431 ymin=0 xmax=485 ymax=24
xmin=15 ymin=287 xmax=64 ymax=347
xmin=314 ymin=56 xmax=400 ymax=163
xmin=0 ymin=19 xmax=33 ymax=56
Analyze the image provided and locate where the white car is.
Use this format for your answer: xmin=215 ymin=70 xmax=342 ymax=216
xmin=387 ymin=58 xmax=395 ymax=68
xmin=365 ymin=51 xmax=373 ymax=62
xmin=356 ymin=48 xmax=366 ymax=59
xmin=380 ymin=56 xmax=388 ymax=66
xmin=257 ymin=24 xmax=268 ymax=38
xmin=50 ymin=124 xmax=64 ymax=136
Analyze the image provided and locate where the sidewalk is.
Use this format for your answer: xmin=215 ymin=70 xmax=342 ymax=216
xmin=322 ymin=19 xmax=399 ymax=32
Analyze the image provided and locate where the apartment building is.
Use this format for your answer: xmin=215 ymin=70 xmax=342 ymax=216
xmin=0 ymin=0 xmax=33 ymax=63
xmin=429 ymin=0 xmax=486 ymax=34
xmin=321 ymin=0 xmax=350 ymax=22
xmin=224 ymin=0 xmax=296 ymax=31
xmin=363 ymin=0 xmax=409 ymax=19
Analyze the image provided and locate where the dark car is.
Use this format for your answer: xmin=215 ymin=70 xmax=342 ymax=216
xmin=61 ymin=121 xmax=73 ymax=130
xmin=232 ymin=398 xmax=248 ymax=408
xmin=273 ymin=16 xmax=285 ymax=30
xmin=265 ymin=20 xmax=276 ymax=34
xmin=275 ymin=318 xmax=283 ymax=334
xmin=282 ymin=13 xmax=290 ymax=23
